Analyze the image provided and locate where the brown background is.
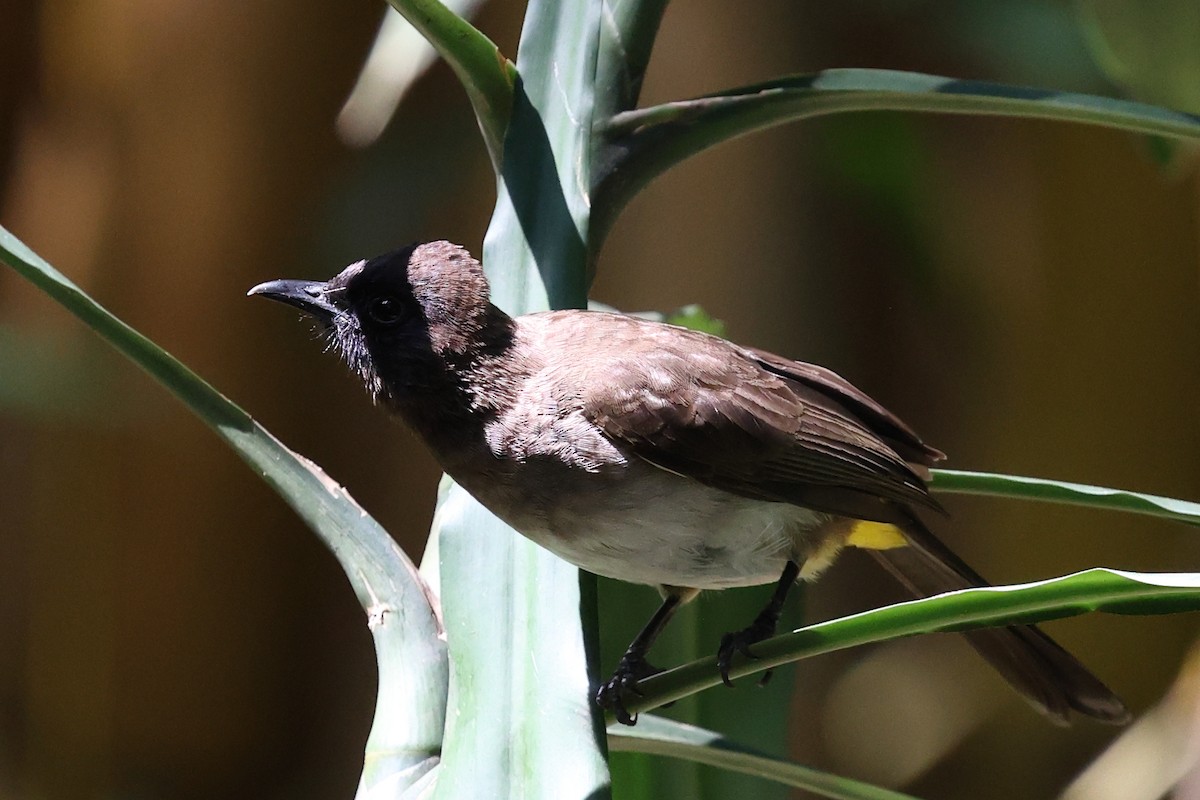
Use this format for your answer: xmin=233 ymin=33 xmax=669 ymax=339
xmin=1 ymin=1 xmax=1197 ymax=797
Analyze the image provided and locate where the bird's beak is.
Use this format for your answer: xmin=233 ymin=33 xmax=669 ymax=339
xmin=247 ymin=279 xmax=340 ymax=324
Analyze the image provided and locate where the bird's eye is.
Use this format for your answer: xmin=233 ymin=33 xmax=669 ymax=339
xmin=366 ymin=296 xmax=405 ymax=326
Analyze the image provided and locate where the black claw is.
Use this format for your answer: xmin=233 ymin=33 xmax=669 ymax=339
xmin=716 ymin=613 xmax=779 ymax=687
xmin=596 ymin=652 xmax=662 ymax=726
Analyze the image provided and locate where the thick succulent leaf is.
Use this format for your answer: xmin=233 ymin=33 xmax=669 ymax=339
xmin=382 ymin=0 xmax=516 ymax=169
xmin=616 ymin=568 xmax=1200 ymax=719
xmin=480 ymin=0 xmax=597 ymax=313
xmin=592 ymin=67 xmax=1200 ymax=244
xmin=428 ymin=1 xmax=611 ymax=798
xmin=609 ymin=715 xmax=921 ymax=800
xmin=593 ymin=0 xmax=669 ymax=122
xmin=428 ymin=482 xmax=606 ymax=799
xmin=931 ymin=469 xmax=1200 ymax=526
xmin=0 ymin=228 xmax=447 ymax=796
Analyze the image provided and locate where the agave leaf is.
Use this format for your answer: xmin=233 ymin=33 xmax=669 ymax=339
xmin=932 ymin=469 xmax=1200 ymax=526
xmin=592 ymin=67 xmax=1200 ymax=244
xmin=0 ymin=228 xmax=448 ymax=796
xmin=610 ymin=715 xmax=922 ymax=800
xmin=618 ymin=568 xmax=1200 ymax=719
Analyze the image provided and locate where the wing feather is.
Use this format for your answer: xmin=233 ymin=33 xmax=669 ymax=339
xmin=539 ymin=312 xmax=943 ymax=522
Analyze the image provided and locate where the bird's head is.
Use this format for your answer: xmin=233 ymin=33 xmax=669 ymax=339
xmin=249 ymin=241 xmax=508 ymax=403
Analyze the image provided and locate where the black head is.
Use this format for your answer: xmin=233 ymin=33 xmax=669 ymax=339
xmin=249 ymin=241 xmax=509 ymax=403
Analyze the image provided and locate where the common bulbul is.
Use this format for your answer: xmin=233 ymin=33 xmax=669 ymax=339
xmin=249 ymin=240 xmax=1128 ymax=726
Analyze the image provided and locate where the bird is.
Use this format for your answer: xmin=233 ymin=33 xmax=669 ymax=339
xmin=248 ymin=240 xmax=1129 ymax=727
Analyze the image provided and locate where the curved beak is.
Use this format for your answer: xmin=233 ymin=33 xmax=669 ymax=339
xmin=247 ymin=278 xmax=339 ymax=324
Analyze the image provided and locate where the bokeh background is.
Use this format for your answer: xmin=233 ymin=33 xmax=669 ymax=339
xmin=2 ymin=1 xmax=1198 ymax=798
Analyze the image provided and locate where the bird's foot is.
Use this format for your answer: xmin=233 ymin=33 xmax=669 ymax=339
xmin=717 ymin=613 xmax=779 ymax=688
xmin=596 ymin=651 xmax=662 ymax=726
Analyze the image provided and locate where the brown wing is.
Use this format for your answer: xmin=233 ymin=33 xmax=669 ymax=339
xmin=559 ymin=313 xmax=943 ymax=522
xmin=743 ymin=346 xmax=945 ymax=467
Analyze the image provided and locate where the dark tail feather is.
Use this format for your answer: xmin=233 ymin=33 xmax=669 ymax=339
xmin=867 ymin=513 xmax=1130 ymax=725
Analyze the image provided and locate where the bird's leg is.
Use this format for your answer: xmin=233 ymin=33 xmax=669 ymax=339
xmin=717 ymin=560 xmax=800 ymax=687
xmin=596 ymin=591 xmax=687 ymax=726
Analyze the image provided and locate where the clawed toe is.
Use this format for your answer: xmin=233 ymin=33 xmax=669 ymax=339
xmin=596 ymin=654 xmax=662 ymax=725
xmin=717 ymin=616 xmax=778 ymax=687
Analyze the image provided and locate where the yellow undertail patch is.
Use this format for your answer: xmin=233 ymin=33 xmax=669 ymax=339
xmin=798 ymin=535 xmax=845 ymax=580
xmin=846 ymin=521 xmax=908 ymax=551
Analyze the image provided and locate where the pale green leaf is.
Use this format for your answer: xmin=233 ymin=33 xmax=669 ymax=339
xmin=609 ymin=715 xmax=920 ymax=800
xmin=932 ymin=469 xmax=1200 ymax=526
xmin=0 ymin=227 xmax=448 ymax=797
xmin=593 ymin=67 xmax=1200 ymax=244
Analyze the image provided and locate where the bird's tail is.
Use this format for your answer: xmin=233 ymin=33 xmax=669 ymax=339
xmin=850 ymin=514 xmax=1130 ymax=725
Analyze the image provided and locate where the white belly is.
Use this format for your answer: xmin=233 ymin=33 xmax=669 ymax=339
xmin=462 ymin=458 xmax=831 ymax=590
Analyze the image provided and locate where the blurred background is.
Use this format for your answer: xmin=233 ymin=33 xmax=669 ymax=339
xmin=1 ymin=1 xmax=1198 ymax=798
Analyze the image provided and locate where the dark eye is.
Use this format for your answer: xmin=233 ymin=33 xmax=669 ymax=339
xmin=366 ymin=296 xmax=405 ymax=326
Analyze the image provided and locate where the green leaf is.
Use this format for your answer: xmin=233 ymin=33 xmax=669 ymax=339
xmin=430 ymin=481 xmax=607 ymax=799
xmin=591 ymin=67 xmax=1200 ymax=245
xmin=931 ymin=469 xmax=1200 ymax=526
xmin=609 ymin=715 xmax=921 ymax=800
xmin=383 ymin=0 xmax=516 ymax=170
xmin=593 ymin=0 xmax=670 ymax=123
xmin=0 ymin=228 xmax=448 ymax=796
xmin=616 ymin=568 xmax=1200 ymax=719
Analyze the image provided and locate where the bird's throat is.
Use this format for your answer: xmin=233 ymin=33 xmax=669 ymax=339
xmin=378 ymin=310 xmax=525 ymax=464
